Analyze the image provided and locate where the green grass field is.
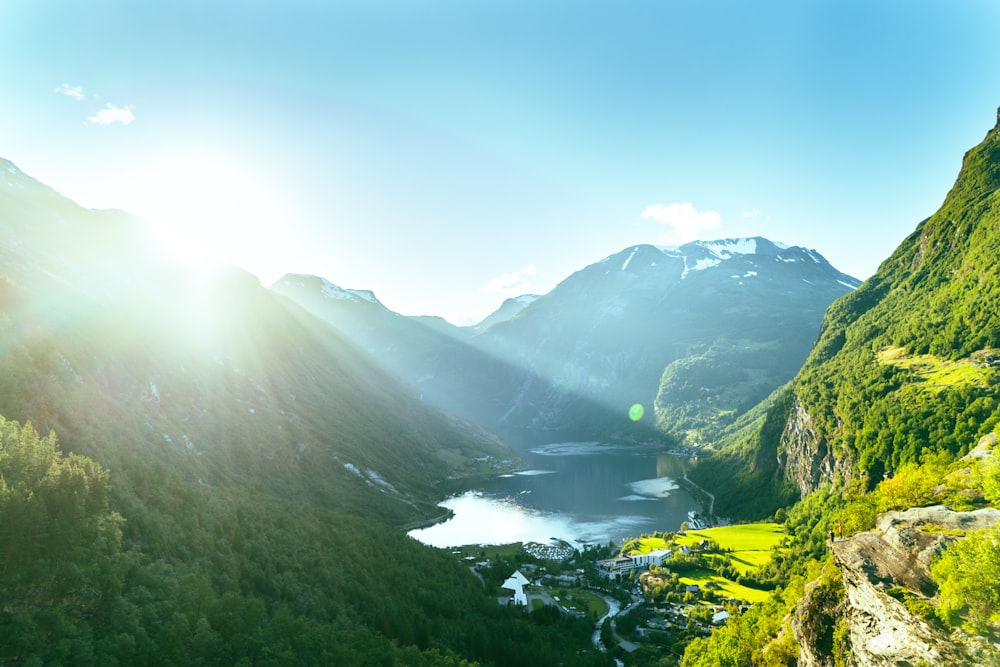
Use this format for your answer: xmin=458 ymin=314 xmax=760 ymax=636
xmin=878 ymin=345 xmax=997 ymax=392
xmin=627 ymin=523 xmax=787 ymax=582
xmin=680 ymin=523 xmax=787 ymax=574
xmin=677 ymin=570 xmax=772 ymax=604
xmin=564 ymin=589 xmax=609 ymax=618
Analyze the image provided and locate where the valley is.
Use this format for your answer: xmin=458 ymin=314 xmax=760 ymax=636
xmin=4 ymin=108 xmax=1000 ymax=666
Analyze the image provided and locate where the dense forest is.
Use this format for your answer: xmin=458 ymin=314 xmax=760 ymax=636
xmin=0 ymin=416 xmax=609 ymax=665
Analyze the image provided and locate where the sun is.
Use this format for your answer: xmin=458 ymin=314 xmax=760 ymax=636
xmin=123 ymin=147 xmax=287 ymax=275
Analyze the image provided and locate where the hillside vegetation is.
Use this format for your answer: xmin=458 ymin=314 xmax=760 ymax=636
xmin=683 ymin=111 xmax=1000 ymax=665
xmin=0 ymin=161 xmax=607 ymax=665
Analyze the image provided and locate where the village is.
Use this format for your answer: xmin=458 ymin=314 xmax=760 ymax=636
xmin=451 ymin=521 xmax=786 ymax=662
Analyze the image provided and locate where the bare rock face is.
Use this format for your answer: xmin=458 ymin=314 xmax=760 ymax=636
xmin=778 ymin=396 xmax=852 ymax=496
xmin=794 ymin=506 xmax=1000 ymax=666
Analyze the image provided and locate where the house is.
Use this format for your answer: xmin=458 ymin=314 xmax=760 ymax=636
xmin=500 ymin=570 xmax=529 ymax=606
xmin=647 ymin=618 xmax=670 ymax=630
xmin=712 ymin=610 xmax=731 ymax=624
xmin=552 ymin=574 xmax=578 ymax=586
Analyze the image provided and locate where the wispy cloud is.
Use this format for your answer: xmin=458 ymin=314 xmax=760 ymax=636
xmin=742 ymin=208 xmax=761 ymax=218
xmin=55 ymin=83 xmax=85 ymax=101
xmin=640 ymin=202 xmax=722 ymax=243
xmin=482 ymin=264 xmax=537 ymax=294
xmin=88 ymin=103 xmax=135 ymax=126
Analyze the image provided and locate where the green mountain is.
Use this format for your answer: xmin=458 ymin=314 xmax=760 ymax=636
xmin=0 ymin=157 xmax=517 ymax=523
xmin=682 ymin=110 xmax=1000 ymax=666
xmin=0 ymin=159 xmax=609 ymax=665
xmin=700 ymin=110 xmax=1000 ymax=518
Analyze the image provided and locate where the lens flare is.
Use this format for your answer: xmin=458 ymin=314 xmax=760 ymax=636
xmin=629 ymin=403 xmax=645 ymax=421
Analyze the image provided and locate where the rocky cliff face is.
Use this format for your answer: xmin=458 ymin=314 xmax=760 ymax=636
xmin=793 ymin=505 xmax=1000 ymax=666
xmin=777 ymin=396 xmax=854 ymax=497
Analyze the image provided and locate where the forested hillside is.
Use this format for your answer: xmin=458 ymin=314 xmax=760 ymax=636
xmin=696 ymin=110 xmax=1000 ymax=518
xmin=0 ymin=160 xmax=608 ymax=665
xmin=682 ymin=111 xmax=1000 ymax=665
xmin=0 ymin=417 xmax=607 ymax=665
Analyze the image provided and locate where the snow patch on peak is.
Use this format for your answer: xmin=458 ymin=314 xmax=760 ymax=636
xmin=621 ymin=246 xmax=640 ymax=271
xmin=680 ymin=256 xmax=721 ymax=278
xmin=692 ymin=258 xmax=722 ymax=271
xmin=319 ymin=278 xmax=379 ymax=305
xmin=701 ymin=238 xmax=758 ymax=258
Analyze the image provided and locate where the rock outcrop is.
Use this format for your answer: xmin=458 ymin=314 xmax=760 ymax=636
xmin=778 ymin=396 xmax=853 ymax=497
xmin=793 ymin=505 xmax=1000 ymax=666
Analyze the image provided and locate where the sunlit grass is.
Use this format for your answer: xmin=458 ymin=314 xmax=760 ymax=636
xmin=677 ymin=523 xmax=787 ymax=553
xmin=629 ymin=523 xmax=786 ymax=581
xmin=677 ymin=570 xmax=771 ymax=604
xmin=878 ymin=345 xmax=998 ymax=392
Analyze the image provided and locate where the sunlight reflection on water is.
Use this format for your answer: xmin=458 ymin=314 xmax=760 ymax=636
xmin=409 ymin=443 xmax=699 ymax=548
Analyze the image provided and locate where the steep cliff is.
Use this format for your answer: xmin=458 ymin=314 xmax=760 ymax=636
xmin=793 ymin=505 xmax=1000 ymax=666
xmin=777 ymin=396 xmax=854 ymax=498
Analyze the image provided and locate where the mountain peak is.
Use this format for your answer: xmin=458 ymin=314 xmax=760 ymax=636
xmin=274 ymin=273 xmax=385 ymax=307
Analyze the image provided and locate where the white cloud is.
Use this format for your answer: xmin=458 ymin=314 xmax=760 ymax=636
xmin=88 ymin=103 xmax=135 ymax=126
xmin=55 ymin=83 xmax=85 ymax=101
xmin=743 ymin=208 xmax=761 ymax=218
xmin=640 ymin=202 xmax=722 ymax=243
xmin=482 ymin=264 xmax=537 ymax=294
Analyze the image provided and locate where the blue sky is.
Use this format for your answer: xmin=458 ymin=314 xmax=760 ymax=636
xmin=2 ymin=1 xmax=999 ymax=324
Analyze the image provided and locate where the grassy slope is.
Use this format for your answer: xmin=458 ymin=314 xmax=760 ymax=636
xmin=627 ymin=523 xmax=786 ymax=603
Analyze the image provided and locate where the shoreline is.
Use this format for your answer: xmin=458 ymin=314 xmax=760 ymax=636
xmin=399 ymin=509 xmax=455 ymax=532
xmin=677 ymin=474 xmax=715 ymax=518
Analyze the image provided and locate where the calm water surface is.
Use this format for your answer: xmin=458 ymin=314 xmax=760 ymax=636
xmin=409 ymin=442 xmax=700 ymax=548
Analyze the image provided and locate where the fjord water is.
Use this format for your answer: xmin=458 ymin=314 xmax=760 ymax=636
xmin=410 ymin=443 xmax=700 ymax=548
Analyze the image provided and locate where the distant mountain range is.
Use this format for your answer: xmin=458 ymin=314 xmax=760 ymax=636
xmin=276 ymin=237 xmax=859 ymax=447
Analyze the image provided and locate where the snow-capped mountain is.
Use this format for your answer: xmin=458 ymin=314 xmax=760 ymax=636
xmin=277 ymin=238 xmax=858 ymax=447
xmin=474 ymin=238 xmax=859 ymax=444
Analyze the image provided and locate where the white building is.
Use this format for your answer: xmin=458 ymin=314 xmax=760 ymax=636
xmin=630 ymin=548 xmax=672 ymax=567
xmin=501 ymin=570 xmax=530 ymax=606
xmin=598 ymin=549 xmax=674 ymax=578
